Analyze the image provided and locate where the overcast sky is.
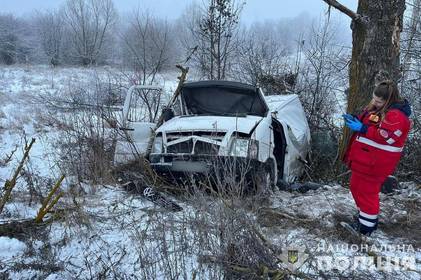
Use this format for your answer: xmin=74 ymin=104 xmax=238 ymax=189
xmin=0 ymin=0 xmax=358 ymax=23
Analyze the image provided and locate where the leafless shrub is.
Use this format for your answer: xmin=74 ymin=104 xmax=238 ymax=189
xmin=232 ymin=22 xmax=293 ymax=90
xmin=20 ymin=165 xmax=51 ymax=206
xmin=38 ymin=75 xmax=121 ymax=185
xmin=397 ymin=0 xmax=421 ymax=182
xmin=397 ymin=131 xmax=421 ymax=183
xmin=188 ymin=158 xmax=273 ymax=199
xmin=99 ymin=184 xmax=279 ymax=279
xmin=189 ymin=199 xmax=278 ymax=277
xmin=296 ymin=16 xmax=350 ymax=182
xmin=56 ymin=111 xmax=116 ymax=185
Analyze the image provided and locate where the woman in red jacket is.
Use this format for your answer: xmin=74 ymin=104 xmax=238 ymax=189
xmin=342 ymin=80 xmax=411 ymax=236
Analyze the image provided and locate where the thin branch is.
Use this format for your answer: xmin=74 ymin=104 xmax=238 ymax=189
xmin=35 ymin=174 xmax=65 ymax=223
xmin=0 ymin=138 xmax=36 ymax=214
xmin=322 ymin=0 xmax=359 ymax=20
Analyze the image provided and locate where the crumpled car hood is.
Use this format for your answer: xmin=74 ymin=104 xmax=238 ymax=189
xmin=156 ymin=115 xmax=263 ymax=135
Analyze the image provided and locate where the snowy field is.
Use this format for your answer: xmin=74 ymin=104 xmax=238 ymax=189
xmin=0 ymin=65 xmax=420 ymax=279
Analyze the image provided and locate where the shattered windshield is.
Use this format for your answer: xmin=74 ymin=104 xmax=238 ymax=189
xmin=181 ymin=85 xmax=268 ymax=117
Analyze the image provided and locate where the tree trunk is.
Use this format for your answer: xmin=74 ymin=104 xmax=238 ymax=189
xmin=337 ymin=0 xmax=406 ymax=161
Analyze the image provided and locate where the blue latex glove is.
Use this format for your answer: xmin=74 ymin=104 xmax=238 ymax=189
xmin=342 ymin=114 xmax=356 ymax=121
xmin=345 ymin=118 xmax=364 ymax=132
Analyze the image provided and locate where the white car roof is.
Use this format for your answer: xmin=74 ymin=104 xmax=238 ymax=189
xmin=264 ymin=94 xmax=310 ymax=147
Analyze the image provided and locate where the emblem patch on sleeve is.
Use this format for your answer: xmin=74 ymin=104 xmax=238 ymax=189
xmin=379 ymin=129 xmax=389 ymax=138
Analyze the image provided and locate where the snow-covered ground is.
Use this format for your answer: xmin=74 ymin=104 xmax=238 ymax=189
xmin=0 ymin=65 xmax=419 ymax=279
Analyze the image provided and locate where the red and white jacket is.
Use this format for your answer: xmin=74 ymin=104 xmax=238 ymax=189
xmin=344 ymin=101 xmax=411 ymax=177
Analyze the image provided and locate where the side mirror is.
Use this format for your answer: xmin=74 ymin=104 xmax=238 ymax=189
xmin=162 ymin=107 xmax=175 ymax=122
xmin=271 ymin=111 xmax=278 ymax=118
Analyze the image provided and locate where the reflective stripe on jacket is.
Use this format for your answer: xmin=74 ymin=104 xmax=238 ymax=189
xmin=346 ymin=108 xmax=410 ymax=176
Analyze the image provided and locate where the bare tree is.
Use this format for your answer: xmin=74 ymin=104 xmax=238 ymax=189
xmin=186 ymin=0 xmax=243 ymax=79
xmin=322 ymin=0 xmax=406 ymax=161
xmin=300 ymin=18 xmax=349 ymax=127
xmin=0 ymin=14 xmax=31 ymax=65
xmin=63 ymin=0 xmax=117 ymax=66
xmin=35 ymin=10 xmax=64 ymax=66
xmin=232 ymin=15 xmax=320 ymax=93
xmin=297 ymin=16 xmax=350 ymax=180
xmin=233 ymin=22 xmax=291 ymax=88
xmin=120 ymin=11 xmax=173 ymax=123
xmin=121 ymin=11 xmax=171 ymax=85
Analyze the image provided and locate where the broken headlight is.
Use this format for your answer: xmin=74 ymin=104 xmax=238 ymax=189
xmin=229 ymin=138 xmax=249 ymax=157
xmin=152 ymin=136 xmax=163 ymax=153
xmin=229 ymin=138 xmax=259 ymax=159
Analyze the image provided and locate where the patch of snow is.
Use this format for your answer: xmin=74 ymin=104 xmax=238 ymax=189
xmin=3 ymin=202 xmax=38 ymax=219
xmin=0 ymin=236 xmax=27 ymax=259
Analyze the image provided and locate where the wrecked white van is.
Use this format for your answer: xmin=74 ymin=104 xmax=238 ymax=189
xmin=115 ymin=81 xmax=311 ymax=189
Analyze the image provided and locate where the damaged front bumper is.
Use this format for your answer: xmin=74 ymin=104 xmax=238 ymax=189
xmin=149 ymin=154 xmax=262 ymax=174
